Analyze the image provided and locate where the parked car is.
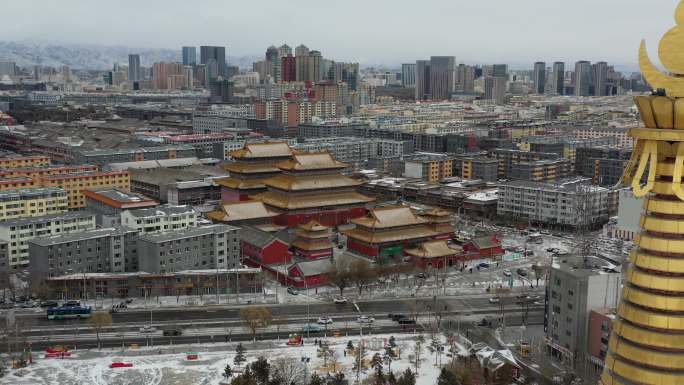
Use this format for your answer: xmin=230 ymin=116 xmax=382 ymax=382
xmin=139 ymin=325 xmax=156 ymax=333
xmin=357 ymin=315 xmax=375 ymax=323
xmin=477 ymin=262 xmax=490 ymax=269
xmin=489 ymin=297 xmax=500 ymax=304
xmin=388 ymin=313 xmax=406 ymax=321
xmin=517 ymin=268 xmax=528 ymax=277
xmin=398 ymin=318 xmax=416 ymax=325
xmin=287 ymin=287 xmax=299 ymax=295
xmin=333 ymin=297 xmax=347 ymax=304
xmin=317 ymin=316 xmax=333 ymax=325
xmin=416 ymin=272 xmax=427 ymax=279
xmin=502 ymin=269 xmax=512 ymax=277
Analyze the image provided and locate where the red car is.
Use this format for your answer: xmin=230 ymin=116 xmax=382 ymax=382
xmin=109 ymin=362 xmax=133 ymax=368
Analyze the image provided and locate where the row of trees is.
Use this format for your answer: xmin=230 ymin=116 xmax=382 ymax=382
xmin=225 ymin=351 xmax=344 ymax=385
xmin=327 ymin=257 xmax=419 ymax=297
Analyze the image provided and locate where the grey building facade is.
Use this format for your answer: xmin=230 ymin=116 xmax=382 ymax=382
xmin=533 ymin=61 xmax=546 ymax=94
xmin=28 ymin=227 xmax=139 ymax=279
xmin=546 ymin=262 xmax=621 ymax=368
xmin=401 ymin=63 xmax=416 ymax=88
xmin=553 ymin=62 xmax=565 ymax=95
xmin=137 ymin=224 xmax=240 ymax=274
xmin=429 ymin=56 xmax=455 ymax=100
xmin=73 ymin=145 xmax=196 ymax=166
xmin=497 ymin=178 xmax=611 ymax=227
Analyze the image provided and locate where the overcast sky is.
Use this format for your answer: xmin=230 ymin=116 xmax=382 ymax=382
xmin=4 ymin=0 xmax=681 ymax=67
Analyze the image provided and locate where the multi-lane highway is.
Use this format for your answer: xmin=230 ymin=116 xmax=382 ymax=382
xmin=4 ymin=291 xmax=544 ymax=351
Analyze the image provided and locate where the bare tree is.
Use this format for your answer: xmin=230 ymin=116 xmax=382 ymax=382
xmin=350 ymin=259 xmax=375 ymax=295
xmin=327 ymin=256 xmax=354 ymax=297
xmin=271 ymin=356 xmax=309 ymax=385
xmin=89 ymin=312 xmax=112 ymax=349
xmin=240 ymin=307 xmax=272 ymax=341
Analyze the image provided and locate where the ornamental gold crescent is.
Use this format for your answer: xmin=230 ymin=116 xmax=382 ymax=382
xmin=640 ymin=1 xmax=684 ymax=97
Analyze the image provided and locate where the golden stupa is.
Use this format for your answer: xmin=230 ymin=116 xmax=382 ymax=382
xmin=601 ymin=2 xmax=684 ymax=384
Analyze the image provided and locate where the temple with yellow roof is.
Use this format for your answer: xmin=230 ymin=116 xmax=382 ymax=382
xmin=255 ymin=152 xmax=374 ymax=227
xmin=342 ymin=205 xmax=453 ymax=261
xmin=216 ymin=141 xmax=293 ymax=201
xmin=291 ymin=220 xmax=334 ymax=260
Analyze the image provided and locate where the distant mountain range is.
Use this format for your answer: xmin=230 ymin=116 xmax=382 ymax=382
xmin=0 ymin=41 xmax=260 ymax=71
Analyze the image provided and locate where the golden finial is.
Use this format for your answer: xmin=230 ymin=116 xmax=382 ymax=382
xmin=640 ymin=0 xmax=684 ymax=96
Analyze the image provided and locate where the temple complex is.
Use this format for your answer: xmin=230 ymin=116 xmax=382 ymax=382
xmin=343 ymin=205 xmax=452 ymax=260
xmin=255 ymin=152 xmax=374 ymax=227
xmin=291 ymin=220 xmax=334 ymax=260
xmin=405 ymin=240 xmax=463 ymax=269
xmin=216 ymin=141 xmax=293 ymax=201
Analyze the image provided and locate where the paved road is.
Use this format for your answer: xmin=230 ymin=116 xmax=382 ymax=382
xmin=13 ymin=290 xmax=544 ymax=327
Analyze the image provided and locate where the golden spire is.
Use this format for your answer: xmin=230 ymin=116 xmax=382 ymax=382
xmin=601 ymin=3 xmax=684 ymax=385
xmin=640 ymin=0 xmax=684 ymax=96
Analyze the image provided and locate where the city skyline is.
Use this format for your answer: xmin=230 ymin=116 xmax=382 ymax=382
xmin=2 ymin=0 xmax=680 ymax=67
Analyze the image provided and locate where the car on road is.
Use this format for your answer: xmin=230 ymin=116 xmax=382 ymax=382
xmin=40 ymin=301 xmax=59 ymax=308
xmin=489 ymin=297 xmax=500 ymax=304
xmin=139 ymin=325 xmax=156 ymax=333
xmin=163 ymin=328 xmax=182 ymax=337
xmin=477 ymin=262 xmax=490 ymax=269
xmin=517 ymin=268 xmax=528 ymax=277
xmin=416 ymin=272 xmax=427 ymax=279
xmin=19 ymin=301 xmax=37 ymax=308
xmin=357 ymin=315 xmax=375 ymax=323
xmin=397 ymin=318 xmax=416 ymax=325
xmin=502 ymin=269 xmax=512 ymax=277
xmin=302 ymin=324 xmax=321 ymax=333
xmin=478 ymin=318 xmax=492 ymax=327
xmin=0 ymin=303 xmax=14 ymax=309
xmin=333 ymin=297 xmax=347 ymax=304
xmin=63 ymin=301 xmax=81 ymax=307
xmin=317 ymin=316 xmax=333 ymax=325
xmin=287 ymin=287 xmax=299 ymax=295
xmin=388 ymin=313 xmax=406 ymax=321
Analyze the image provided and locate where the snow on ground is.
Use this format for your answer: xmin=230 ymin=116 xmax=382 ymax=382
xmin=3 ymin=333 xmax=444 ymax=385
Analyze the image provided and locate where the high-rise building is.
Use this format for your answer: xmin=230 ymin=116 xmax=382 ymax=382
xmin=429 ymin=56 xmax=455 ymax=100
xmin=552 ymin=62 xmax=565 ymax=95
xmin=574 ymin=60 xmax=592 ymax=96
xmin=182 ymin=46 xmax=196 ymax=66
xmin=295 ymin=44 xmax=309 ymax=57
xmin=281 ymin=55 xmax=296 ymax=82
xmin=200 ymin=46 xmax=226 ymax=78
xmin=492 ymin=64 xmax=508 ymax=78
xmin=278 ymin=44 xmax=292 ymax=57
xmin=0 ymin=61 xmax=17 ymax=76
xmin=593 ymin=61 xmax=608 ymax=96
xmin=401 ymin=63 xmax=416 ymax=88
xmin=128 ymin=54 xmax=141 ymax=82
xmin=266 ymin=45 xmax=280 ymax=82
xmin=415 ymin=60 xmax=431 ymax=100
xmin=456 ymin=64 xmax=475 ymax=93
xmin=296 ymin=50 xmax=321 ymax=82
xmin=533 ymin=61 xmax=546 ymax=94
xmin=152 ymin=62 xmax=186 ymax=89
xmin=484 ymin=76 xmax=506 ymax=104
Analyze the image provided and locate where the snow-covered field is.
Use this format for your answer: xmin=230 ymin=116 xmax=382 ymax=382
xmin=3 ymin=334 xmax=445 ymax=385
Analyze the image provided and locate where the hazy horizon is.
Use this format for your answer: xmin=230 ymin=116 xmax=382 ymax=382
xmin=4 ymin=0 xmax=681 ymax=68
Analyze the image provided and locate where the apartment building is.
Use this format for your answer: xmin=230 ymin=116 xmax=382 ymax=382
xmin=571 ymin=127 xmax=634 ymax=148
xmin=575 ymin=146 xmax=632 ymax=186
xmin=404 ymin=154 xmax=454 ymax=182
xmin=453 ymin=155 xmax=499 ymax=182
xmin=0 ymin=164 xmax=98 ymax=179
xmin=0 ymin=188 xmax=68 ymax=221
xmin=0 ymin=177 xmax=39 ymax=191
xmin=84 ymin=187 xmax=158 ymax=227
xmin=294 ymin=137 xmax=412 ymax=170
xmin=546 ymin=262 xmax=621 ymax=368
xmin=28 ymin=227 xmax=139 ymax=279
xmin=507 ymin=159 xmax=571 ymax=182
xmin=40 ymin=171 xmax=131 ymax=208
xmin=0 ymin=211 xmax=97 ymax=269
xmin=137 ymin=224 xmax=240 ymax=274
xmin=492 ymin=149 xmax=563 ymax=179
xmin=497 ymin=178 xmax=610 ymax=227
xmin=120 ymin=205 xmax=198 ymax=235
xmin=0 ymin=155 xmax=50 ymax=168
xmin=73 ymin=145 xmax=196 ymax=166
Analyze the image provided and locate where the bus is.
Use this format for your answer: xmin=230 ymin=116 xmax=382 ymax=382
xmin=46 ymin=305 xmax=92 ymax=320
